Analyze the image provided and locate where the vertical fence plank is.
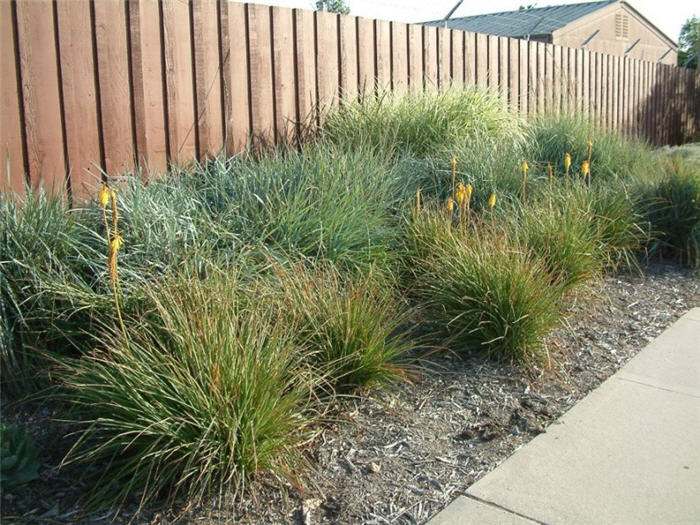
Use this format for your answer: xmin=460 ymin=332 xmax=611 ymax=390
xmin=391 ymin=22 xmax=408 ymax=94
xmin=315 ymin=11 xmax=339 ymax=117
xmin=340 ymin=15 xmax=358 ymax=99
xmin=508 ymin=37 xmax=518 ymax=111
xmin=192 ymin=0 xmax=223 ymax=158
xmin=1 ymin=1 xmax=27 ymax=193
xmin=16 ymin=0 xmax=66 ymax=193
xmin=575 ymin=48 xmax=583 ymax=114
xmin=518 ymin=39 xmax=528 ymax=116
xmin=56 ymin=0 xmax=102 ymax=198
xmin=357 ymin=17 xmax=374 ymax=95
xmin=600 ymin=54 xmax=608 ymax=130
xmin=622 ymin=57 xmax=629 ymax=134
xmin=452 ymin=30 xmax=464 ymax=86
xmin=437 ymin=27 xmax=450 ymax=88
xmin=527 ymin=40 xmax=536 ymax=116
xmin=295 ymin=9 xmax=316 ymax=130
xmin=649 ymin=63 xmax=658 ymax=144
xmin=498 ymin=37 xmax=508 ymax=108
xmin=560 ymin=45 xmax=569 ymax=112
xmin=536 ymin=42 xmax=544 ymax=115
xmin=247 ymin=4 xmax=274 ymax=143
xmin=475 ymin=33 xmax=487 ymax=89
xmin=464 ymin=31 xmax=475 ymax=85
xmin=487 ymin=34 xmax=498 ymax=94
xmin=630 ymin=58 xmax=637 ymax=136
xmin=582 ymin=50 xmax=590 ymax=116
xmin=272 ymin=7 xmax=296 ymax=141
xmin=375 ymin=19 xmax=391 ymax=92
xmin=221 ymin=1 xmax=250 ymax=153
xmin=567 ymin=47 xmax=575 ymax=113
xmin=640 ymin=59 xmax=648 ymax=140
xmin=612 ymin=55 xmax=619 ymax=131
xmin=162 ymin=0 xmax=197 ymax=161
xmin=552 ymin=45 xmax=561 ymax=114
xmin=423 ymin=26 xmax=437 ymax=89
xmin=545 ymin=43 xmax=554 ymax=114
xmin=407 ymin=23 xmax=421 ymax=94
xmin=130 ymin=0 xmax=167 ymax=172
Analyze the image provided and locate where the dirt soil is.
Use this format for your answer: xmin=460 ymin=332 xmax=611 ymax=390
xmin=2 ymin=263 xmax=698 ymax=524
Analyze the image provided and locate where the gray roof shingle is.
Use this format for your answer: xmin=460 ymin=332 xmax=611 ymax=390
xmin=424 ymin=1 xmax=616 ymax=38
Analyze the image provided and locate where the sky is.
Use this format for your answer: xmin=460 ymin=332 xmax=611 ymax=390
xmin=249 ymin=0 xmax=697 ymax=44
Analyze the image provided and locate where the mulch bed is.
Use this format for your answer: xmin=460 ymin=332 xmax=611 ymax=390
xmin=2 ymin=263 xmax=698 ymax=524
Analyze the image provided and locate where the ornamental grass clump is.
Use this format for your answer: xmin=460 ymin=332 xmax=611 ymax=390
xmin=322 ymin=87 xmax=526 ymax=160
xmin=641 ymin=154 xmax=700 ymax=266
xmin=406 ymin=209 xmax=563 ymax=364
xmin=56 ymin=272 xmax=319 ymax=510
xmin=263 ymin=262 xmax=414 ymax=390
xmin=526 ymin=113 xmax=658 ymax=182
xmin=0 ymin=189 xmax=106 ymax=396
xmin=510 ymin=199 xmax=603 ymax=292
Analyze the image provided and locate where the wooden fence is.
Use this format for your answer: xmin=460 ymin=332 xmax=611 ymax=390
xmin=1 ymin=0 xmax=698 ymax=200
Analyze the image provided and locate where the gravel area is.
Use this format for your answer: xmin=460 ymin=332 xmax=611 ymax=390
xmin=2 ymin=263 xmax=698 ymax=524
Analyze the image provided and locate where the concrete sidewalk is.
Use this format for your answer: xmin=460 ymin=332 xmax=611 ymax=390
xmin=428 ymin=307 xmax=700 ymax=525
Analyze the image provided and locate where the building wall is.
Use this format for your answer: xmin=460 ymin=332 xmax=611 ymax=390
xmin=553 ymin=3 xmax=677 ymax=65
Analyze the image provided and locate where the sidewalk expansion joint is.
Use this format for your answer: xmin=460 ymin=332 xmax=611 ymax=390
xmin=614 ymin=376 xmax=700 ymax=399
xmin=463 ymin=493 xmax=548 ymax=524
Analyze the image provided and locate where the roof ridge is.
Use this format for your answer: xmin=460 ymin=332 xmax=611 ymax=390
xmin=424 ymin=0 xmax=616 ymax=24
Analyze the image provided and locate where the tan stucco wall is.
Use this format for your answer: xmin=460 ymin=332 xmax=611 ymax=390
xmin=553 ymin=3 xmax=677 ymax=65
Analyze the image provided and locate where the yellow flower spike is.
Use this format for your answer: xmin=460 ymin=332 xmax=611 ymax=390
xmin=98 ymin=184 xmax=110 ymax=210
xmin=110 ymin=189 xmax=119 ymax=231
xmin=465 ymin=183 xmax=473 ymax=203
xmin=110 ymin=233 xmax=123 ymax=253
xmin=455 ymin=181 xmax=467 ymax=208
xmin=582 ymin=160 xmax=590 ymax=180
xmin=488 ymin=192 xmax=496 ymax=211
xmin=564 ymin=153 xmax=572 ymax=175
xmin=108 ymin=233 xmax=124 ymax=288
xmin=451 ymin=155 xmax=457 ymax=198
xmin=521 ymin=160 xmax=529 ymax=175
xmin=446 ymin=196 xmax=455 ymax=214
xmin=415 ymin=189 xmax=422 ymax=216
xmin=521 ymin=161 xmax=529 ymax=202
xmin=587 ymin=140 xmax=593 ymax=163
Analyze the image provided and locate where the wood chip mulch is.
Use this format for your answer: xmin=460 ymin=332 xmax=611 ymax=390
xmin=2 ymin=263 xmax=698 ymax=524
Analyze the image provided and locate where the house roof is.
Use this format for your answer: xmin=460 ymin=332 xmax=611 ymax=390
xmin=424 ymin=1 xmax=616 ymax=38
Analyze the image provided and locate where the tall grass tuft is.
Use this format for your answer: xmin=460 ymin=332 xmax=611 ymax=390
xmin=406 ymin=210 xmax=563 ymax=364
xmin=526 ymin=113 xmax=659 ymax=182
xmin=510 ymin=198 xmax=603 ymax=292
xmin=182 ymin=146 xmax=405 ymax=271
xmin=0 ymin=190 xmax=105 ymax=395
xmin=641 ymin=154 xmax=700 ymax=266
xmin=56 ymin=271 xmax=319 ymax=510
xmin=322 ymin=88 xmax=526 ymax=159
xmin=262 ymin=262 xmax=414 ymax=390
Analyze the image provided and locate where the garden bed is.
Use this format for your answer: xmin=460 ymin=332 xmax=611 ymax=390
xmin=3 ymin=263 xmax=697 ymax=524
